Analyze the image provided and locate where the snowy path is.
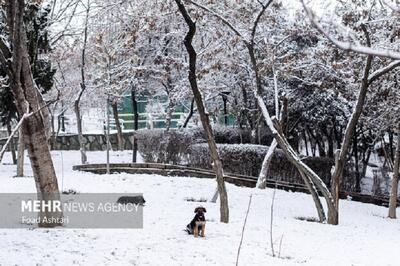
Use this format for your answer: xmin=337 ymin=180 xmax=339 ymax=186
xmin=0 ymin=151 xmax=399 ymax=265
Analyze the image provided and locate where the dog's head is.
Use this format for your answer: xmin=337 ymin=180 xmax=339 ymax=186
xmin=194 ymin=206 xmax=206 ymax=215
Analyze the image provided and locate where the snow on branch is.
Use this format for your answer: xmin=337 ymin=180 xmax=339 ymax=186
xmin=0 ymin=100 xmax=56 ymax=164
xmin=0 ymin=112 xmax=30 ymax=164
xmin=383 ymin=0 xmax=400 ymax=12
xmin=187 ymin=0 xmax=247 ymax=43
xmin=250 ymin=0 xmax=273 ymax=43
xmin=300 ymin=0 xmax=400 ymax=60
xmin=368 ymin=60 xmax=400 ymax=85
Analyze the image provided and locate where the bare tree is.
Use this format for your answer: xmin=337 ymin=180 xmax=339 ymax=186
xmin=301 ymin=0 xmax=400 ymax=224
xmin=174 ymin=0 xmax=229 ymax=223
xmin=74 ymin=0 xmax=90 ymax=164
xmin=190 ymin=0 xmax=331 ymax=224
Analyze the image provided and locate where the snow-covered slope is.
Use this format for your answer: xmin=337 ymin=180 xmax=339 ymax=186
xmin=0 ymin=151 xmax=399 ymax=266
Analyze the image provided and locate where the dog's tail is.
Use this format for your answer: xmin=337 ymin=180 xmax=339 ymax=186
xmin=184 ymin=225 xmax=193 ymax=235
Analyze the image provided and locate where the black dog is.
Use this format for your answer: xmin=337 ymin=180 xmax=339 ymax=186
xmin=117 ymin=196 xmax=145 ymax=206
xmin=185 ymin=206 xmax=206 ymax=237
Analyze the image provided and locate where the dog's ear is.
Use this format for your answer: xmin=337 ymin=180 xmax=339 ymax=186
xmin=194 ymin=207 xmax=206 ymax=213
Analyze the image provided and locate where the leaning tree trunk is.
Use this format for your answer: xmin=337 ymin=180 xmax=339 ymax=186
xmin=6 ymin=121 xmax=17 ymax=164
xmin=111 ymin=101 xmax=124 ymax=151
xmin=299 ymin=170 xmax=326 ymax=222
xmin=189 ymin=0 xmax=329 ymax=223
xmin=257 ymin=139 xmax=277 ymax=189
xmin=175 ymin=0 xmax=229 ymax=223
xmin=388 ymin=122 xmax=400 ymax=219
xmin=22 ymin=111 xmax=63 ymax=227
xmin=182 ymin=97 xmax=195 ymax=128
xmin=249 ymin=42 xmax=334 ymax=223
xmin=16 ymin=127 xmax=24 ymax=177
xmin=330 ymin=54 xmax=373 ymax=225
xmin=257 ymin=94 xmax=288 ymax=189
xmin=2 ymin=0 xmax=63 ymax=226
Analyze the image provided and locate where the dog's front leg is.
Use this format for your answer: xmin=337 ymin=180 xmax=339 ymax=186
xmin=201 ymin=224 xmax=205 ymax=237
xmin=194 ymin=225 xmax=199 ymax=237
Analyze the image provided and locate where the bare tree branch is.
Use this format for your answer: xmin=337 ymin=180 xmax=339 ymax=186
xmin=383 ymin=0 xmax=400 ymax=12
xmin=250 ymin=0 xmax=273 ymax=44
xmin=188 ymin=0 xmax=247 ymax=44
xmin=368 ymin=59 xmax=400 ymax=85
xmin=0 ymin=94 xmax=58 ymax=164
xmin=300 ymin=0 xmax=400 ymax=60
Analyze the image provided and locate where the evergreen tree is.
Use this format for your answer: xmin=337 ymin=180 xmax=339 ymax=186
xmin=0 ymin=2 xmax=55 ymax=126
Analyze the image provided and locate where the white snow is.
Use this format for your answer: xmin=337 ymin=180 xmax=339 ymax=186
xmin=0 ymin=150 xmax=399 ymax=266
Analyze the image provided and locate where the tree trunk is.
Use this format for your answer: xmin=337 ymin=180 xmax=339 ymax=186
xmin=388 ymin=123 xmax=400 ymax=218
xmin=175 ymin=0 xmax=229 ymax=223
xmin=165 ymin=98 xmax=174 ymax=131
xmin=131 ymin=88 xmax=139 ymax=163
xmin=0 ymin=0 xmax=62 ymax=227
xmin=6 ymin=122 xmax=17 ymax=164
xmin=257 ymin=139 xmax=277 ymax=188
xmin=49 ymin=106 xmax=57 ymax=150
xmin=22 ymin=113 xmax=63 ymax=227
xmin=111 ymin=101 xmax=124 ymax=151
xmin=74 ymin=100 xmax=87 ymax=164
xmin=316 ymin=134 xmax=326 ymax=157
xmin=16 ymin=127 xmax=24 ymax=177
xmin=327 ymin=130 xmax=334 ymax=158
xmin=353 ymin=131 xmax=361 ymax=192
xmin=303 ymin=131 xmax=309 ymax=156
xmin=299 ymin=170 xmax=326 ymax=222
xmin=361 ymin=148 xmax=372 ymax=181
xmin=249 ymin=41 xmax=334 ymax=223
xmin=3 ymin=0 xmax=63 ymax=226
xmin=389 ymin=128 xmax=394 ymax=162
xmin=257 ymin=95 xmax=288 ymax=189
xmin=330 ymin=54 xmax=373 ymax=225
xmin=73 ymin=3 xmax=90 ymax=165
xmin=182 ymin=97 xmax=195 ymax=128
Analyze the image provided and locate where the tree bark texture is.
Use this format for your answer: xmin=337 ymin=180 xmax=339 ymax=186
xmin=388 ymin=123 xmax=400 ymax=218
xmin=111 ymin=101 xmax=124 ymax=151
xmin=175 ymin=0 xmax=229 ymax=223
xmin=0 ymin=0 xmax=63 ymax=226
xmin=16 ymin=127 xmax=24 ymax=177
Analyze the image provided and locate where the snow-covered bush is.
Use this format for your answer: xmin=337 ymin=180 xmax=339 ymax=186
xmin=136 ymin=129 xmax=353 ymax=187
xmin=210 ymin=124 xmax=272 ymax=145
xmin=188 ymin=143 xmax=334 ymax=184
xmin=136 ymin=126 xmax=274 ymax=165
xmin=188 ymin=143 xmax=268 ymax=176
xmin=136 ymin=129 xmax=201 ymax=164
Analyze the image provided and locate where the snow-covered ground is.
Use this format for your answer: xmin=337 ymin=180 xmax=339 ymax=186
xmin=0 ymin=151 xmax=399 ymax=266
